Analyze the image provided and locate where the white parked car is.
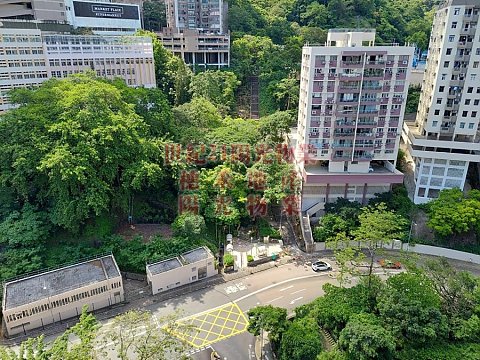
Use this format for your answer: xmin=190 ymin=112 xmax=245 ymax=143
xmin=311 ymin=260 xmax=332 ymax=272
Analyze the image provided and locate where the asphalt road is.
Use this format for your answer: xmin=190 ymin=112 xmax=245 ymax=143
xmin=7 ymin=254 xmax=478 ymax=359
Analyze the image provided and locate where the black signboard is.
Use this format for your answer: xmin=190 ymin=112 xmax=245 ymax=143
xmin=73 ymin=1 xmax=139 ymax=20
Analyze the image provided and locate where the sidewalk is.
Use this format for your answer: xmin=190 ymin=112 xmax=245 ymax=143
xmin=255 ymin=331 xmax=274 ymax=360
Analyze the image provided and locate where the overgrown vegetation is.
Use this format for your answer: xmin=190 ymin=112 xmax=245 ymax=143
xmin=248 ymin=260 xmax=480 ymax=359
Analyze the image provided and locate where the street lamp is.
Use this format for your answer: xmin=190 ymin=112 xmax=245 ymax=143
xmin=407 ymin=220 xmax=417 ymax=249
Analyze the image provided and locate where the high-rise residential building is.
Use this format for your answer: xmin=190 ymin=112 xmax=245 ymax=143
xmin=158 ymin=0 xmax=230 ymax=69
xmin=165 ymin=0 xmax=226 ymax=33
xmin=294 ymin=29 xmax=414 ymax=219
xmin=0 ymin=28 xmax=155 ymax=113
xmin=402 ymin=0 xmax=480 ymax=204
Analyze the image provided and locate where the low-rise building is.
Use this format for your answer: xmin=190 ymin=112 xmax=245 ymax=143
xmin=2 ymin=255 xmax=124 ymax=337
xmin=146 ymin=246 xmax=216 ymax=295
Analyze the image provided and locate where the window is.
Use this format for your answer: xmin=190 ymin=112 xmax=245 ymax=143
xmin=192 ymin=267 xmax=197 ymax=272
xmin=441 ymin=73 xmax=447 ymax=80
xmin=477 ymin=48 xmax=480 ymax=55
xmin=446 ymin=48 xmax=452 ymax=55
xmin=432 ymin=121 xmax=438 ymax=127
xmin=460 ymin=122 xmax=465 ymax=128
xmin=443 ymin=61 xmax=450 ymax=68
xmin=462 ymin=111 xmax=468 ymax=117
xmin=471 ymin=74 xmax=477 ymax=81
xmin=475 ymin=99 xmax=479 ymax=105
xmin=449 ymin=35 xmax=455 ymax=42
xmin=452 ymin=22 xmax=457 ymax=28
xmin=472 ymin=111 xmax=477 ymax=117
xmin=454 ymin=8 xmax=460 ymax=15
xmin=192 ymin=276 xmax=197 ymax=281
xmin=436 ymin=98 xmax=442 ymax=104
xmin=469 ymin=123 xmax=474 ymax=129
xmin=434 ymin=109 xmax=440 ymax=115
xmin=474 ymin=62 xmax=479 ymax=68
xmin=467 ymin=87 xmax=473 ymax=93
xmin=439 ymin=86 xmax=445 ymax=92
xmin=477 ymin=87 xmax=480 ymax=93
xmin=466 ymin=99 xmax=471 ymax=105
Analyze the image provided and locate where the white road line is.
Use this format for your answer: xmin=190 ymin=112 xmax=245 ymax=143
xmin=289 ymin=297 xmax=303 ymax=305
xmin=290 ymin=288 xmax=306 ymax=295
xmin=266 ymin=296 xmax=284 ymax=304
xmin=279 ymin=285 xmax=294 ymax=292
xmin=234 ymin=274 xmax=326 ymax=303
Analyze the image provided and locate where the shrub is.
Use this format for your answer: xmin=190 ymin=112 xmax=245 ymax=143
xmin=224 ymin=254 xmax=234 ymax=267
xmin=247 ymin=254 xmax=254 ymax=262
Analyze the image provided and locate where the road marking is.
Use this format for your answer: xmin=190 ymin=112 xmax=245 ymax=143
xmin=290 ymin=288 xmax=306 ymax=295
xmin=290 ymin=297 xmax=303 ymax=305
xmin=279 ymin=285 xmax=294 ymax=292
xmin=266 ymin=296 xmax=284 ymax=304
xmin=234 ymin=274 xmax=327 ymax=303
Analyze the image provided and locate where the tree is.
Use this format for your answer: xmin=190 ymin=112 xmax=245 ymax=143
xmin=172 ymin=97 xmax=222 ymax=144
xmin=247 ymin=305 xmax=288 ymax=347
xmin=300 ymin=2 xmax=329 ymax=27
xmin=279 ymin=317 xmax=322 ymax=360
xmin=258 ymin=111 xmax=293 ymax=145
xmin=100 ymin=310 xmax=192 ymax=360
xmin=338 ymin=313 xmax=396 ymax=360
xmin=189 ymin=70 xmax=241 ymax=115
xmin=143 ymin=0 xmax=166 ymax=31
xmin=377 ymin=272 xmax=448 ymax=345
xmin=172 ymin=213 xmax=207 ymax=240
xmin=272 ymin=76 xmax=299 ymax=111
xmin=0 ymin=75 xmax=166 ymax=233
xmin=207 ymin=117 xmax=261 ymax=145
xmin=427 ymin=188 xmax=480 ymax=238
xmin=405 ymin=85 xmax=421 ymax=114
xmin=352 ymin=203 xmax=408 ymax=291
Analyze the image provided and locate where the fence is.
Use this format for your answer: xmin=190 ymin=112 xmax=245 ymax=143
xmin=313 ymin=240 xmax=480 ymax=264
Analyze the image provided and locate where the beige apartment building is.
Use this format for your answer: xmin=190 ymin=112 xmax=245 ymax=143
xmin=2 ymin=255 xmax=124 ymax=337
xmin=146 ymin=247 xmax=216 ymax=295
xmin=0 ymin=27 xmax=155 ymax=112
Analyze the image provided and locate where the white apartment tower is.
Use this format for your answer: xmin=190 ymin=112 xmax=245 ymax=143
xmin=295 ymin=29 xmax=414 ymax=219
xmin=165 ymin=0 xmax=226 ymax=33
xmin=402 ymin=0 xmax=480 ymax=204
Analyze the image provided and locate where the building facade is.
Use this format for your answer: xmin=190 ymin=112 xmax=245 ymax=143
xmin=165 ymin=0 xmax=226 ymax=33
xmin=157 ymin=28 xmax=229 ymax=69
xmin=402 ymin=0 xmax=480 ymax=204
xmin=1 ymin=0 xmax=143 ymax=35
xmin=159 ymin=0 xmax=229 ymax=69
xmin=0 ymin=28 xmax=49 ymax=112
xmin=146 ymin=247 xmax=216 ymax=295
xmin=0 ymin=28 xmax=155 ymax=113
xmin=295 ymin=29 xmax=414 ymax=219
xmin=2 ymin=255 xmax=124 ymax=337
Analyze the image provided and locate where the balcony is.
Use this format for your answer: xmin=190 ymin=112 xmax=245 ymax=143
xmin=387 ymin=132 xmax=397 ymax=138
xmin=376 ymin=132 xmax=384 ymax=138
xmin=357 ymin=120 xmax=377 ymax=126
xmin=312 ymin=97 xmax=322 ymax=104
xmin=329 ymin=60 xmax=337 ymax=67
xmin=379 ymin=109 xmax=388 ymax=116
xmin=337 ymin=98 xmax=359 ymax=104
xmin=354 ymin=143 xmax=375 ymax=149
xmin=313 ymin=74 xmax=324 ymax=80
xmin=385 ymin=143 xmax=396 ymax=149
xmin=315 ymin=60 xmax=326 ymax=67
xmin=382 ymin=85 xmax=390 ymax=92
xmin=334 ymin=131 xmax=355 ymax=137
xmin=384 ymin=72 xmax=392 ymax=80
xmin=360 ymin=98 xmax=381 ymax=105
xmin=394 ymin=85 xmax=404 ymax=92
xmin=335 ymin=120 xmax=356 ymax=127
xmin=355 ymin=132 xmax=374 ymax=138
xmin=332 ymin=143 xmax=353 ymax=148
xmin=380 ymin=98 xmax=389 ymax=104
xmin=341 ymin=61 xmax=363 ymax=68
xmin=332 ymin=152 xmax=352 ymax=160
xmin=353 ymin=153 xmax=374 ymax=161
xmin=339 ymin=86 xmax=361 ymax=92
xmin=366 ymin=60 xmax=385 ymax=67
xmin=392 ymin=97 xmax=404 ymax=104
xmin=395 ymin=72 xmax=407 ymax=80
xmin=362 ymin=85 xmax=383 ymax=91
xmin=310 ymin=120 xmax=320 ymax=127
xmin=309 ymin=132 xmax=319 ymax=138
xmin=327 ymin=74 xmax=337 ymax=80
xmin=359 ymin=109 xmax=379 ymax=115
xmin=323 ymin=132 xmax=330 ymax=138
xmin=339 ymin=74 xmax=362 ymax=81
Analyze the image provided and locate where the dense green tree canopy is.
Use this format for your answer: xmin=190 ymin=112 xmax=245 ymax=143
xmin=0 ymin=75 xmax=166 ymax=233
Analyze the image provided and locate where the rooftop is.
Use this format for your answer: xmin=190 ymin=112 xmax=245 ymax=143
xmin=3 ymin=255 xmax=120 ymax=310
xmin=147 ymin=257 xmax=183 ymax=276
xmin=182 ymin=247 xmax=212 ymax=264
